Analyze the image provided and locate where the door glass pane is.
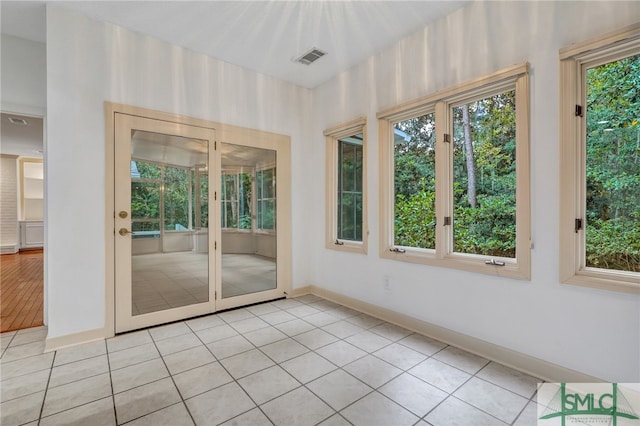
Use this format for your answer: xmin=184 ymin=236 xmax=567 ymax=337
xmin=452 ymin=90 xmax=516 ymax=258
xmin=221 ymin=143 xmax=277 ymax=298
xmin=130 ymin=130 xmax=209 ymax=316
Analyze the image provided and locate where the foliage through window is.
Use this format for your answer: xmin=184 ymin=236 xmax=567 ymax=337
xmin=559 ymin=27 xmax=640 ymax=292
xmin=131 ymin=162 xmax=161 ymax=234
xmin=394 ymin=113 xmax=436 ymax=249
xmin=584 ymin=54 xmax=640 ymax=272
xmin=338 ymin=135 xmax=363 ymax=241
xmin=380 ymin=64 xmax=530 ymax=279
xmin=130 ymin=160 xmax=209 ymax=235
xmin=163 ymin=167 xmax=189 ymax=230
xmin=452 ymin=91 xmax=516 ymax=258
xmin=193 ymin=167 xmax=208 ymax=228
xmin=257 ymin=168 xmax=276 ymax=230
xmin=325 ymin=119 xmax=367 ymax=253
xmin=221 ymin=171 xmax=252 ymax=230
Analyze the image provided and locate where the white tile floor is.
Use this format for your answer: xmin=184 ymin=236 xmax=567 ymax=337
xmin=0 ymin=295 xmax=540 ymax=425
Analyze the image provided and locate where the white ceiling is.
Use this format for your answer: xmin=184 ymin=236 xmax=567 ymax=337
xmin=1 ymin=0 xmax=469 ymax=89
xmin=0 ymin=113 xmax=44 ymax=158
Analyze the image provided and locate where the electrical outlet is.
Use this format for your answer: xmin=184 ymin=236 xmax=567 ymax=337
xmin=383 ymin=275 xmax=391 ymax=291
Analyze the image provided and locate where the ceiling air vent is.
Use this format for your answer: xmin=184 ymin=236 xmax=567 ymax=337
xmin=295 ymin=48 xmax=327 ymax=65
xmin=8 ymin=117 xmax=28 ymax=126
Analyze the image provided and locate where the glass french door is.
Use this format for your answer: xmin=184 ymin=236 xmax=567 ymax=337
xmin=114 ymin=112 xmax=289 ymax=332
xmin=216 ymin=143 xmax=281 ymax=310
xmin=114 ymin=113 xmax=215 ymax=333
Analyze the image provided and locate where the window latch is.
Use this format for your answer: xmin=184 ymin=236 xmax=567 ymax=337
xmin=334 ymin=239 xmax=344 ymax=246
xmin=389 ymin=247 xmax=406 ymax=254
xmin=485 ymin=258 xmax=506 ymax=266
xmin=574 ymin=218 xmax=583 ymax=233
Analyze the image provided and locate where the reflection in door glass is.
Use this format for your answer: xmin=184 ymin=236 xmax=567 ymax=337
xmin=221 ymin=143 xmax=277 ymax=298
xmin=130 ymin=131 xmax=209 ymax=315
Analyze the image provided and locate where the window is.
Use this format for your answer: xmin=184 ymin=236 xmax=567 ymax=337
xmin=379 ymin=64 xmax=530 ymax=279
xmin=256 ymin=167 xmax=276 ymax=231
xmin=559 ymin=25 xmax=640 ymax=293
xmin=394 ymin=113 xmax=436 ymax=250
xmin=452 ymin=91 xmax=517 ymax=258
xmin=131 ymin=161 xmax=161 ymax=235
xmin=193 ymin=165 xmax=208 ymax=228
xmin=325 ymin=118 xmax=367 ymax=253
xmin=221 ymin=170 xmax=252 ymax=230
xmin=163 ymin=166 xmax=190 ymax=230
xmin=130 ymin=160 xmax=209 ymax=236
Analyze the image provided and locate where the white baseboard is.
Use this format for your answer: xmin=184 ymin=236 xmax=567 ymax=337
xmin=286 ymin=285 xmax=313 ymax=298
xmin=42 ymin=284 xmax=600 ymax=382
xmin=304 ymin=285 xmax=600 ymax=383
xmin=44 ymin=327 xmax=107 ymax=352
xmin=0 ymin=244 xmax=19 ymax=255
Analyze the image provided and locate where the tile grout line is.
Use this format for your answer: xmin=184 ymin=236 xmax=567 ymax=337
xmin=147 ymin=326 xmax=198 ymax=426
xmin=308 ymin=321 xmax=432 ymax=425
xmin=252 ymin=317 xmax=522 ymax=423
xmin=412 ymin=353 xmax=486 ymax=425
xmin=255 ymin=302 xmax=387 ymax=425
xmin=35 ymin=348 xmax=56 ymax=425
xmin=223 ymin=297 xmax=355 ymax=425
xmin=185 ymin=315 xmax=277 ymax=426
xmin=247 ymin=321 xmax=344 ymax=426
xmin=106 ymin=332 xmax=127 ymax=425
xmin=35 ymin=356 xmax=113 ymax=422
xmin=0 ymin=332 xmax=16 ymax=358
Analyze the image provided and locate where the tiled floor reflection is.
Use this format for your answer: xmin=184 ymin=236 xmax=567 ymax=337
xmin=0 ymin=296 xmax=540 ymax=425
xmin=132 ymin=253 xmax=276 ymax=315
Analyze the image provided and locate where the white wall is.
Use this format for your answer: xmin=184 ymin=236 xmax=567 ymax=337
xmin=311 ymin=1 xmax=640 ymax=382
xmin=44 ymin=2 xmax=640 ymax=381
xmin=222 ymin=232 xmax=255 ymax=254
xmin=0 ymin=35 xmax=46 ymax=115
xmin=256 ymin=234 xmax=276 ymax=259
xmin=45 ymin=6 xmax=313 ymax=339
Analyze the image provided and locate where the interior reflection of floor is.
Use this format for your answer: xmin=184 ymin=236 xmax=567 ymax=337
xmin=132 ymin=252 xmax=276 ymax=315
xmin=221 ymin=254 xmax=277 ymax=298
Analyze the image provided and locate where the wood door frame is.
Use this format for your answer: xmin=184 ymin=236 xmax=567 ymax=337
xmin=105 ymin=103 xmax=292 ymax=337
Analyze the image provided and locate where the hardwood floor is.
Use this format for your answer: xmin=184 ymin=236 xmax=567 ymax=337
xmin=0 ymin=250 xmax=44 ymax=332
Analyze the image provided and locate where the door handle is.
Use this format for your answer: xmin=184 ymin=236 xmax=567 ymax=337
xmin=119 ymin=228 xmax=134 ymax=236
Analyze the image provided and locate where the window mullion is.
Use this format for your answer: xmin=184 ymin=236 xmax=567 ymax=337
xmin=379 ymin=119 xmax=395 ymax=256
xmin=577 ymin=63 xmax=589 ymax=272
xmin=559 ymin=58 xmax=581 ymax=282
xmin=435 ymin=101 xmax=450 ymax=259
xmin=515 ymin=73 xmax=531 ymax=276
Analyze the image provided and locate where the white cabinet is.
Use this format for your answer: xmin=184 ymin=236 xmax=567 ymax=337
xmin=20 ymin=221 xmax=44 ymax=249
xmin=21 ymin=161 xmax=44 ymax=221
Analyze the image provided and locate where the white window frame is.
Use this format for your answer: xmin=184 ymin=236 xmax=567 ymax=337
xmin=559 ymin=23 xmax=640 ymax=294
xmin=325 ymin=117 xmax=368 ymax=254
xmin=378 ymin=63 xmax=531 ymax=279
xmin=256 ymin=163 xmax=277 ymax=234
